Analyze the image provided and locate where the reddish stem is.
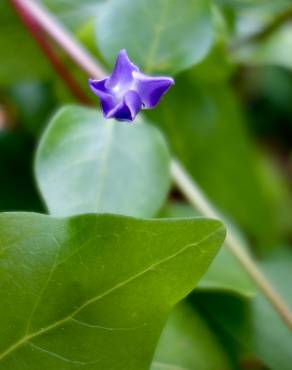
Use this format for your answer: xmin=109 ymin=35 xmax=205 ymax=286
xmin=10 ymin=0 xmax=93 ymax=105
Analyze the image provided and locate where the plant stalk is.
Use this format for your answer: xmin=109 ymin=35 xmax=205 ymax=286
xmin=12 ymin=0 xmax=292 ymax=330
xmin=171 ymin=160 xmax=292 ymax=329
xmin=10 ymin=0 xmax=92 ymax=104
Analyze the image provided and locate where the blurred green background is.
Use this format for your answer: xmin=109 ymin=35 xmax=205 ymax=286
xmin=0 ymin=0 xmax=292 ymax=369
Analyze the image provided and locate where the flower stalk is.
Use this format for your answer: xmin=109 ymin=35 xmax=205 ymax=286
xmin=11 ymin=0 xmax=292 ymax=330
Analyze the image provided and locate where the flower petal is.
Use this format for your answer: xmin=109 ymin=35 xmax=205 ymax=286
xmin=133 ymin=72 xmax=174 ymax=108
xmin=106 ymin=90 xmax=142 ymax=122
xmin=88 ymin=78 xmax=110 ymax=98
xmin=88 ymin=50 xmax=175 ymax=121
xmin=99 ymin=95 xmax=118 ymax=118
xmin=106 ymin=49 xmax=139 ymax=89
xmin=124 ymin=90 xmax=143 ymax=120
xmin=89 ymin=78 xmax=117 ymax=116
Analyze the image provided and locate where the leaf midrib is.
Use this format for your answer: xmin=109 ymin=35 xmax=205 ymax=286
xmin=145 ymin=0 xmax=168 ymax=73
xmin=0 ymin=225 xmax=223 ymax=362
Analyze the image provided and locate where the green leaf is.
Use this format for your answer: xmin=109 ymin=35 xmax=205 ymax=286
xmin=234 ymin=24 xmax=292 ymax=71
xmin=197 ymin=247 xmax=292 ymax=370
xmin=0 ymin=2 xmax=52 ymax=85
xmin=148 ymin=76 xmax=283 ymax=251
xmin=198 ymin=246 xmax=254 ymax=297
xmin=41 ymin=0 xmax=106 ymax=30
xmin=0 ymin=212 xmax=225 ymax=369
xmin=215 ymin=0 xmax=291 ymax=11
xmin=35 ymin=105 xmax=171 ymax=217
xmin=158 ymin=202 xmax=201 ymax=219
xmin=190 ymin=42 xmax=236 ymax=84
xmin=95 ymin=0 xmax=214 ymax=74
xmin=152 ymin=302 xmax=232 ymax=370
xmin=159 ymin=202 xmax=255 ymax=297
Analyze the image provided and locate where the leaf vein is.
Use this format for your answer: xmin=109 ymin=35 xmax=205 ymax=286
xmin=25 ymin=235 xmax=62 ymax=334
xmin=0 ymin=225 xmax=223 ymax=362
xmin=70 ymin=317 xmax=143 ymax=332
xmin=28 ymin=342 xmax=98 ymax=366
xmin=145 ymin=0 xmax=168 ymax=73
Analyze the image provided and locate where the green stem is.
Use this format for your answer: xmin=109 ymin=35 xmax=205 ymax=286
xmin=12 ymin=0 xmax=292 ymax=330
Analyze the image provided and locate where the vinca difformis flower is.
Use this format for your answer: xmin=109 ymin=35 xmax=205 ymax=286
xmin=89 ymin=49 xmax=174 ymax=122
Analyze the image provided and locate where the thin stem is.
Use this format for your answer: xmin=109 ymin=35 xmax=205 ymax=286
xmin=0 ymin=106 xmax=7 ymax=130
xmin=11 ymin=0 xmax=292 ymax=330
xmin=10 ymin=0 xmax=92 ymax=105
xmin=11 ymin=0 xmax=106 ymax=78
xmin=171 ymin=160 xmax=292 ymax=329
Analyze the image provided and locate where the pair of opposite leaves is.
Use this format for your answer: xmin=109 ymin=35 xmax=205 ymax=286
xmin=0 ymin=107 xmax=225 ymax=370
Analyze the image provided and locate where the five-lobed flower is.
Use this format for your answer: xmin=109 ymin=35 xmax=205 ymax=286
xmin=89 ymin=49 xmax=174 ymax=122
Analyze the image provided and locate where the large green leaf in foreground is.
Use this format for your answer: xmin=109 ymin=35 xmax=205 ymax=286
xmin=35 ymin=105 xmax=171 ymax=218
xmin=0 ymin=212 xmax=225 ymax=370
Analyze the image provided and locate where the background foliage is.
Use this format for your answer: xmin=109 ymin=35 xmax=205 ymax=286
xmin=1 ymin=0 xmax=292 ymax=369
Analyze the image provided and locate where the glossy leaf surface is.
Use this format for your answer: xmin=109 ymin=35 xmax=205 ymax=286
xmin=0 ymin=212 xmax=225 ymax=369
xmin=35 ymin=105 xmax=171 ymax=218
xmin=96 ymin=0 xmax=214 ymax=74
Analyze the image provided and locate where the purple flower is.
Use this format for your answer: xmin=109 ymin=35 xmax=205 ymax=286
xmin=89 ymin=49 xmax=174 ymax=122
